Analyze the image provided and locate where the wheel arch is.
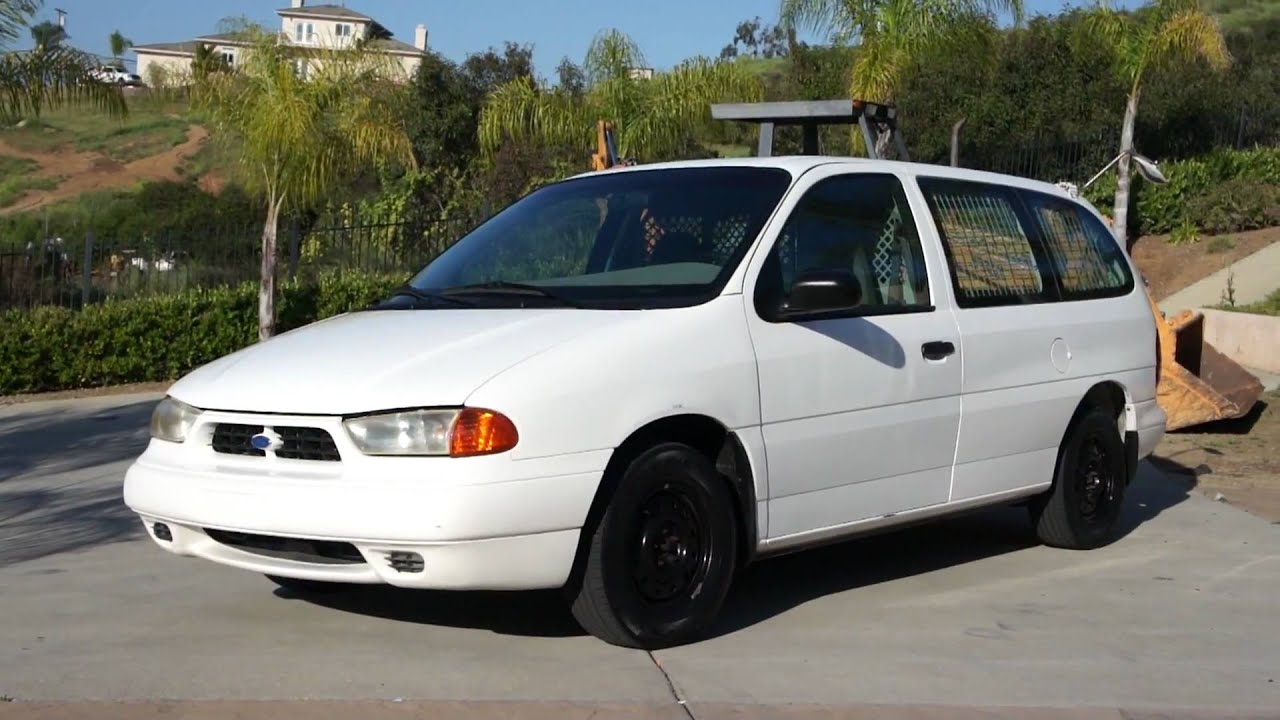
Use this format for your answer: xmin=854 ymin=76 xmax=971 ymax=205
xmin=563 ymin=413 xmax=760 ymax=592
xmin=1064 ymin=380 xmax=1140 ymax=485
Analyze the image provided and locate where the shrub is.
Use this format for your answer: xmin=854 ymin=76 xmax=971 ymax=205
xmin=0 ymin=272 xmax=402 ymax=396
xmin=1185 ymin=178 xmax=1280 ymax=235
xmin=1081 ymin=147 xmax=1280 ymax=238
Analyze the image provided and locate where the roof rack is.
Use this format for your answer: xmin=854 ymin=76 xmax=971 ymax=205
xmin=709 ymin=99 xmax=909 ymax=161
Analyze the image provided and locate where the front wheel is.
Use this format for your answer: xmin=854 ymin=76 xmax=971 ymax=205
xmin=568 ymin=442 xmax=738 ymax=649
xmin=1030 ymin=406 xmax=1128 ymax=549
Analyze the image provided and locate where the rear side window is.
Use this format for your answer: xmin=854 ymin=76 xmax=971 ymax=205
xmin=1023 ymin=193 xmax=1134 ymax=300
xmin=917 ymin=178 xmax=1051 ymax=308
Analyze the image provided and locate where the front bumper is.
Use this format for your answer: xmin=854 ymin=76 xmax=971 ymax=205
xmin=122 ymin=408 xmax=608 ymax=590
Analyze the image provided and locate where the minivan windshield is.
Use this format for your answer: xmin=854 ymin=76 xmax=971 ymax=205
xmin=400 ymin=166 xmax=793 ymax=310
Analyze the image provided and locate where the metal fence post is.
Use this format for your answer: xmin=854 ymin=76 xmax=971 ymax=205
xmin=81 ymin=230 xmax=94 ymax=307
xmin=288 ymin=217 xmax=300 ymax=280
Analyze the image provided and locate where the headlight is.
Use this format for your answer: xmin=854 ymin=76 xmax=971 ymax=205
xmin=342 ymin=407 xmax=518 ymax=457
xmin=150 ymin=396 xmax=202 ymax=443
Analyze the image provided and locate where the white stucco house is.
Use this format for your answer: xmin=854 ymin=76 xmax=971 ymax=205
xmin=133 ymin=1 xmax=428 ymax=86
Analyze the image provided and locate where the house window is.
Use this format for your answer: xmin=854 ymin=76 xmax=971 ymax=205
xmin=293 ymin=58 xmax=309 ymax=79
xmin=335 ymin=23 xmax=353 ymax=38
xmin=294 ymin=21 xmax=315 ymax=43
xmin=219 ymin=49 xmax=234 ymax=67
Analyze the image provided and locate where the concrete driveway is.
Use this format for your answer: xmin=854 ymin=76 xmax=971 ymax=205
xmin=1 ymin=392 xmax=1277 ymax=720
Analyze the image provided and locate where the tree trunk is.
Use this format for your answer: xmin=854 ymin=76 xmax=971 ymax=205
xmin=1113 ymin=90 xmax=1139 ymax=253
xmin=258 ymin=196 xmax=283 ymax=341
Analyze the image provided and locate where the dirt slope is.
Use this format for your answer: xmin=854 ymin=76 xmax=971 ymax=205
xmin=0 ymin=125 xmax=210 ymax=215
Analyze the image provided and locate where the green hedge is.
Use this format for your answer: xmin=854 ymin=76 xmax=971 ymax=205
xmin=0 ymin=272 xmax=402 ymax=396
xmin=1084 ymin=146 xmax=1280 ymax=237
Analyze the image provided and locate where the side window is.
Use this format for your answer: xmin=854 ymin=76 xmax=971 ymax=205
xmin=1023 ymin=192 xmax=1134 ymax=300
xmin=918 ymin=178 xmax=1050 ymax=308
xmin=755 ymin=173 xmax=931 ymax=316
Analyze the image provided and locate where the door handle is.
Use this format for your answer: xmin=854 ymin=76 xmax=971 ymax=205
xmin=922 ymin=341 xmax=956 ymax=361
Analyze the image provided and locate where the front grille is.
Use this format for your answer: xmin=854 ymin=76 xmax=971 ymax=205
xmin=209 ymin=423 xmax=341 ymax=461
xmin=211 ymin=423 xmax=265 ymax=456
xmin=205 ymin=529 xmax=365 ymax=565
xmin=275 ymin=426 xmax=341 ymax=462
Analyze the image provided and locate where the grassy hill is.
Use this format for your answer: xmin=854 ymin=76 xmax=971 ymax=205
xmin=0 ymin=94 xmax=223 ymax=214
xmin=1204 ymin=0 xmax=1280 ymax=31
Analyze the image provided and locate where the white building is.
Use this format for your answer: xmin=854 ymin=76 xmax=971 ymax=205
xmin=133 ymin=1 xmax=428 ymax=86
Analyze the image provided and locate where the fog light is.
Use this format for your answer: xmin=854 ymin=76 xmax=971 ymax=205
xmin=153 ymin=522 xmax=172 ymax=542
xmin=386 ymin=551 xmax=423 ymax=573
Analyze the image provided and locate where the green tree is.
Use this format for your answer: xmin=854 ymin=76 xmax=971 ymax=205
xmin=194 ymin=26 xmax=416 ymax=339
xmin=479 ymin=28 xmax=762 ymax=164
xmin=0 ymin=0 xmax=124 ymax=123
xmin=1084 ymin=0 xmax=1230 ymax=249
xmin=779 ymin=0 xmax=1021 ymax=154
xmin=108 ymin=28 xmax=131 ymax=65
xmin=27 ymin=17 xmax=61 ymax=48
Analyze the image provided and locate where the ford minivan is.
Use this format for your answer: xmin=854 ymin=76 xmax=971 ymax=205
xmin=123 ymin=157 xmax=1167 ymax=648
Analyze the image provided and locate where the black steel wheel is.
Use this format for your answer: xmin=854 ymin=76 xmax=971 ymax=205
xmin=568 ymin=442 xmax=738 ymax=649
xmin=1031 ymin=405 xmax=1128 ymax=549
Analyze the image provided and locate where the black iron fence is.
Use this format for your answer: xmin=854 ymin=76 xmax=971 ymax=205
xmin=0 ymin=217 xmax=476 ymax=311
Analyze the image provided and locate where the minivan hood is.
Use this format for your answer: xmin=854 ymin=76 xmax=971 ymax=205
xmin=168 ymin=308 xmax=630 ymax=415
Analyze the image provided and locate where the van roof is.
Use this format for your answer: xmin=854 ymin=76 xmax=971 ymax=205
xmin=570 ymin=155 xmax=1076 ymax=201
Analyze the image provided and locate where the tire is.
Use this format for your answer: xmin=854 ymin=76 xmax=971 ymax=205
xmin=568 ymin=442 xmax=738 ymax=649
xmin=1030 ymin=405 xmax=1128 ymax=549
xmin=265 ymin=574 xmax=351 ymax=596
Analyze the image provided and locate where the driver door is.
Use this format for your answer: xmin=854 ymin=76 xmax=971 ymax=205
xmin=742 ymin=169 xmax=963 ymax=541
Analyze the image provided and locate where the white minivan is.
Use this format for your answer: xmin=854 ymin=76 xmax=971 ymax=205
xmin=124 ymin=157 xmax=1166 ymax=648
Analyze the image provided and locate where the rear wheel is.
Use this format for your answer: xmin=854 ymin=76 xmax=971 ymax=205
xmin=1030 ymin=406 xmax=1128 ymax=549
xmin=568 ymin=442 xmax=738 ymax=649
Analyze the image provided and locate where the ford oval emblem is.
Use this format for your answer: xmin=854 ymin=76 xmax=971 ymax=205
xmin=250 ymin=431 xmax=282 ymax=452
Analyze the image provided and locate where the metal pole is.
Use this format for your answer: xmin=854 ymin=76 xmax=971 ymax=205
xmin=858 ymin=116 xmax=877 ymax=159
xmin=801 ymin=123 xmax=819 ymax=155
xmin=756 ymin=122 xmax=774 ymax=157
xmin=950 ymin=118 xmax=966 ymax=167
xmin=81 ymin=230 xmax=94 ymax=307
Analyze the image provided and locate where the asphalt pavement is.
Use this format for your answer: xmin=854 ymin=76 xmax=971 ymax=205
xmin=1 ymin=391 xmax=1278 ymax=719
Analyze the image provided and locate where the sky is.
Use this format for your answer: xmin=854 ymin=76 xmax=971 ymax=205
xmin=21 ymin=0 xmax=1134 ymax=75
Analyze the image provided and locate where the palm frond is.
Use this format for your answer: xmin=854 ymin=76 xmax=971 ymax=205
xmin=0 ymin=44 xmax=127 ymax=123
xmin=477 ymin=76 xmax=591 ymax=158
xmin=194 ymin=28 xmax=414 ymax=212
xmin=625 ymin=56 xmax=761 ymax=159
xmin=583 ymin=28 xmax=645 ymax=85
xmin=779 ymin=0 xmax=859 ymax=41
xmin=1145 ymin=7 xmax=1230 ymax=74
xmin=0 ymin=0 xmax=39 ymax=48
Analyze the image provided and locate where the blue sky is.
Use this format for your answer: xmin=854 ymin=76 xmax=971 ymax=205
xmin=24 ymin=0 xmax=1126 ymax=75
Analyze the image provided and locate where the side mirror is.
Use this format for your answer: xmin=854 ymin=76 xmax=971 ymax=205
xmin=778 ymin=269 xmax=862 ymax=319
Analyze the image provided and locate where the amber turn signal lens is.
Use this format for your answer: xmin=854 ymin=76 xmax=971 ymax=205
xmin=449 ymin=408 xmax=519 ymax=457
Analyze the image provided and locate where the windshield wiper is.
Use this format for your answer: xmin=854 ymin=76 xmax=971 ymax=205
xmin=375 ymin=284 xmax=476 ymax=309
xmin=440 ymin=281 xmax=582 ymax=308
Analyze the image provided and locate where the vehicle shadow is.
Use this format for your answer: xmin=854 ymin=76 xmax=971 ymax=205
xmin=0 ymin=399 xmax=155 ymax=567
xmin=293 ymin=461 xmax=1193 ymax=641
xmin=707 ymin=461 xmax=1194 ymax=640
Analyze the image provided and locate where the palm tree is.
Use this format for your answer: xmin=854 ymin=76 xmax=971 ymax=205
xmin=108 ymin=29 xmax=131 ymax=66
xmin=27 ymin=18 xmax=62 ymax=48
xmin=0 ymin=0 xmax=125 ymax=123
xmin=779 ymin=0 xmax=1021 ymax=154
xmin=479 ymin=29 xmax=762 ymax=164
xmin=194 ymin=26 xmax=416 ymax=339
xmin=191 ymin=42 xmax=228 ymax=80
xmin=1083 ymin=0 xmax=1229 ymax=250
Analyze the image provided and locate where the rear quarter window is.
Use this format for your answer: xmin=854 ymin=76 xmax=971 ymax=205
xmin=1022 ymin=192 xmax=1135 ymax=300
